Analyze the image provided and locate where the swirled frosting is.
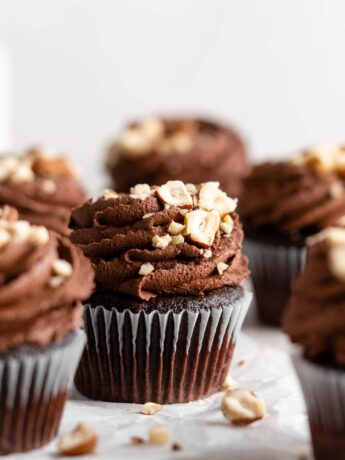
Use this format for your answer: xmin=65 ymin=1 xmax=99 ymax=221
xmin=284 ymin=226 xmax=345 ymax=367
xmin=0 ymin=147 xmax=86 ymax=235
xmin=70 ymin=181 xmax=249 ymax=301
xmin=0 ymin=216 xmax=94 ymax=354
xmin=240 ymin=150 xmax=345 ymax=241
xmin=106 ymin=117 xmax=249 ymax=197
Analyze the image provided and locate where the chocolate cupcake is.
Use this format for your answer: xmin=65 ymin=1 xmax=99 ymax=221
xmin=106 ymin=117 xmax=249 ymax=197
xmin=240 ymin=145 xmax=345 ymax=325
xmin=70 ymin=180 xmax=251 ymax=403
xmin=0 ymin=147 xmax=85 ymax=234
xmin=283 ymin=226 xmax=345 ymax=460
xmin=0 ymin=210 xmax=94 ymax=454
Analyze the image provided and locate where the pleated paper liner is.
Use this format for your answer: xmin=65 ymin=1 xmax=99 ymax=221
xmin=75 ymin=289 xmax=252 ymax=404
xmin=292 ymin=352 xmax=345 ymax=460
xmin=244 ymin=239 xmax=305 ymax=326
xmin=0 ymin=330 xmax=85 ymax=455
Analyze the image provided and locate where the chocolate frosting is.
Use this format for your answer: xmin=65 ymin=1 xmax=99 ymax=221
xmin=284 ymin=239 xmax=345 ymax=367
xmin=107 ymin=118 xmax=249 ymax=197
xmin=0 ymin=231 xmax=94 ymax=354
xmin=240 ymin=161 xmax=345 ymax=240
xmin=70 ymin=189 xmax=249 ymax=301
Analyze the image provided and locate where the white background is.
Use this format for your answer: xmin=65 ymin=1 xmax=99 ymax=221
xmin=0 ymin=0 xmax=344 ymax=190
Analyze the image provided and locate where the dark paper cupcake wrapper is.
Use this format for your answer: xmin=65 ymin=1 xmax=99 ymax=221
xmin=292 ymin=352 xmax=345 ymax=460
xmin=244 ymin=239 xmax=305 ymax=326
xmin=0 ymin=330 xmax=85 ymax=455
xmin=75 ymin=291 xmax=252 ymax=404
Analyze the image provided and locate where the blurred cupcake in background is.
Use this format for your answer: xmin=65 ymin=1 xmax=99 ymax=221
xmin=284 ymin=225 xmax=345 ymax=460
xmin=70 ymin=180 xmax=251 ymax=404
xmin=0 ymin=147 xmax=86 ymax=234
xmin=240 ymin=144 xmax=345 ymax=325
xmin=0 ymin=207 xmax=94 ymax=454
xmin=106 ymin=116 xmax=249 ymax=197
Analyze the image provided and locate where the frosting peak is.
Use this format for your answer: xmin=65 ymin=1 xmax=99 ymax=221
xmin=70 ymin=181 xmax=249 ymax=301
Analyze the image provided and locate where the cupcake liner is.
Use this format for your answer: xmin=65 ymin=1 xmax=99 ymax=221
xmin=292 ymin=352 xmax=345 ymax=460
xmin=0 ymin=330 xmax=85 ymax=455
xmin=244 ymin=239 xmax=305 ymax=326
xmin=75 ymin=290 xmax=252 ymax=404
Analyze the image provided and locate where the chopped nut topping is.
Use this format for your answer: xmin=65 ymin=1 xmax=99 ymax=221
xmin=0 ymin=156 xmax=19 ymax=182
xmin=171 ymin=442 xmax=182 ymax=451
xmin=222 ymin=375 xmax=237 ymax=391
xmin=203 ymin=249 xmax=212 ymax=259
xmin=0 ymin=205 xmax=18 ymax=221
xmin=184 ymin=209 xmax=220 ymax=247
xmin=52 ymin=259 xmax=73 ymax=278
xmin=130 ymin=183 xmax=152 ymax=200
xmin=49 ymin=276 xmax=65 ymax=288
xmin=0 ymin=228 xmax=10 ymax=249
xmin=307 ymin=227 xmax=345 ymax=246
xmin=329 ymin=246 xmax=345 ymax=282
xmin=168 ymin=221 xmax=185 ymax=235
xmin=143 ymin=212 xmax=154 ymax=219
xmin=198 ymin=182 xmax=237 ymax=216
xmin=291 ymin=144 xmax=345 ymax=175
xmin=32 ymin=155 xmax=77 ymax=178
xmin=139 ymin=262 xmax=155 ymax=276
xmin=101 ymin=188 xmax=119 ymax=200
xmin=156 ymin=180 xmax=193 ymax=208
xmin=148 ymin=426 xmax=171 ymax=445
xmin=58 ymin=423 xmax=98 ymax=456
xmin=186 ymin=183 xmax=197 ymax=194
xmin=171 ymin=234 xmax=184 ymax=246
xmin=131 ymin=436 xmax=145 ymax=445
xmin=140 ymin=402 xmax=163 ymax=415
xmin=28 ymin=226 xmax=50 ymax=245
xmin=217 ymin=262 xmax=229 ymax=275
xmin=152 ymin=234 xmax=172 ymax=249
xmin=160 ymin=132 xmax=193 ymax=154
xmin=330 ymin=182 xmax=344 ymax=199
xmin=118 ymin=118 xmax=164 ymax=157
xmin=337 ymin=215 xmax=345 ymax=227
xmin=220 ymin=215 xmax=234 ymax=235
xmin=222 ymin=388 xmax=266 ymax=426
xmin=0 ymin=220 xmax=50 ymax=246
xmin=10 ymin=164 xmax=35 ymax=183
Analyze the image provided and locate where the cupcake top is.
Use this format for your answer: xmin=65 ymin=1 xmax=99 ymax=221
xmin=284 ymin=224 xmax=345 ymax=367
xmin=240 ymin=145 xmax=345 ymax=243
xmin=70 ymin=180 xmax=249 ymax=301
xmin=0 ymin=147 xmax=86 ymax=235
xmin=0 ymin=208 xmax=94 ymax=354
xmin=106 ymin=117 xmax=248 ymax=197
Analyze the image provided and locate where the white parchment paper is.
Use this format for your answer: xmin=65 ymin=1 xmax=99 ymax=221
xmin=9 ymin=329 xmax=312 ymax=460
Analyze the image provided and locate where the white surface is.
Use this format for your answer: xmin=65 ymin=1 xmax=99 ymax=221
xmin=0 ymin=45 xmax=10 ymax=150
xmin=10 ymin=329 xmax=312 ymax=460
xmin=0 ymin=0 xmax=345 ymax=191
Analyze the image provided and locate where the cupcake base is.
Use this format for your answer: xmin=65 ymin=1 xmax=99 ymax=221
xmin=75 ymin=287 xmax=251 ymax=404
xmin=293 ymin=352 xmax=345 ymax=460
xmin=0 ymin=331 xmax=85 ymax=455
xmin=244 ymin=238 xmax=305 ymax=326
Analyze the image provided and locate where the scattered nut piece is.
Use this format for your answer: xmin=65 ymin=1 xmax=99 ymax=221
xmin=186 ymin=183 xmax=197 ymax=194
xmin=171 ymin=442 xmax=182 ymax=451
xmin=143 ymin=212 xmax=154 ymax=219
xmin=140 ymin=402 xmax=163 ymax=415
xmin=168 ymin=221 xmax=185 ymax=235
xmin=198 ymin=182 xmax=237 ymax=216
xmin=237 ymin=360 xmax=246 ymax=367
xmin=10 ymin=163 xmax=35 ymax=183
xmin=329 ymin=246 xmax=345 ymax=281
xmin=0 ymin=205 xmax=18 ymax=221
xmin=139 ymin=262 xmax=155 ymax=276
xmin=171 ymin=234 xmax=185 ymax=246
xmin=160 ymin=132 xmax=193 ymax=154
xmin=6 ymin=220 xmax=31 ymax=243
xmin=41 ymin=179 xmax=57 ymax=193
xmin=0 ymin=156 xmax=19 ymax=182
xmin=52 ymin=259 xmax=73 ymax=278
xmin=156 ymin=181 xmax=193 ymax=208
xmin=337 ymin=215 xmax=345 ymax=227
xmin=203 ymin=249 xmax=212 ymax=259
xmin=221 ymin=388 xmax=266 ymax=426
xmin=152 ymin=234 xmax=172 ymax=249
xmin=33 ymin=156 xmax=76 ymax=178
xmin=185 ymin=209 xmax=220 ymax=247
xmin=307 ymin=227 xmax=345 ymax=246
xmin=101 ymin=188 xmax=119 ymax=200
xmin=131 ymin=436 xmax=145 ymax=445
xmin=222 ymin=375 xmax=237 ymax=391
xmin=49 ymin=276 xmax=65 ymax=288
xmin=118 ymin=118 xmax=164 ymax=157
xmin=217 ymin=262 xmax=229 ymax=275
xmin=130 ymin=183 xmax=152 ymax=200
xmin=148 ymin=426 xmax=171 ymax=445
xmin=220 ymin=215 xmax=234 ymax=235
xmin=58 ymin=423 xmax=98 ymax=456
xmin=28 ymin=226 xmax=50 ymax=245
xmin=0 ymin=228 xmax=10 ymax=249
xmin=330 ymin=182 xmax=344 ymax=199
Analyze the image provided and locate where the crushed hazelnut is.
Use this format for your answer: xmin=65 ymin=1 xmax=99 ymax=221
xmin=203 ymin=249 xmax=212 ymax=259
xmin=28 ymin=226 xmax=50 ymax=245
xmin=221 ymin=388 xmax=266 ymax=426
xmin=130 ymin=184 xmax=152 ymax=200
xmin=148 ymin=426 xmax=171 ymax=445
xmin=139 ymin=262 xmax=155 ymax=276
xmin=0 ymin=228 xmax=10 ymax=249
xmin=307 ymin=227 xmax=345 ymax=246
xmin=152 ymin=234 xmax=172 ymax=249
xmin=156 ymin=181 xmax=193 ymax=208
xmin=168 ymin=221 xmax=185 ymax=235
xmin=171 ymin=234 xmax=185 ymax=246
xmin=198 ymin=182 xmax=237 ymax=216
xmin=41 ymin=179 xmax=57 ymax=193
xmin=131 ymin=436 xmax=145 ymax=445
xmin=32 ymin=156 xmax=77 ymax=178
xmin=329 ymin=246 xmax=345 ymax=281
xmin=330 ymin=182 xmax=344 ymax=199
xmin=184 ymin=209 xmax=220 ymax=247
xmin=52 ymin=259 xmax=73 ymax=278
xmin=186 ymin=183 xmax=197 ymax=194
xmin=57 ymin=423 xmax=98 ymax=456
xmin=143 ymin=212 xmax=154 ymax=219
xmin=10 ymin=163 xmax=35 ymax=183
xmin=222 ymin=375 xmax=237 ymax=391
xmin=101 ymin=188 xmax=119 ymax=200
xmin=0 ymin=156 xmax=19 ymax=182
xmin=217 ymin=262 xmax=229 ymax=275
xmin=220 ymin=215 xmax=234 ymax=235
xmin=118 ymin=118 xmax=164 ymax=157
xmin=140 ymin=402 xmax=163 ymax=415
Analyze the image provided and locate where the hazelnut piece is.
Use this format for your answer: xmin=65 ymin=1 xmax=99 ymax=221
xmin=184 ymin=209 xmax=220 ymax=248
xmin=198 ymin=182 xmax=237 ymax=216
xmin=57 ymin=423 xmax=98 ymax=456
xmin=156 ymin=180 xmax=193 ymax=208
xmin=221 ymin=388 xmax=266 ymax=426
xmin=140 ymin=402 xmax=163 ymax=415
